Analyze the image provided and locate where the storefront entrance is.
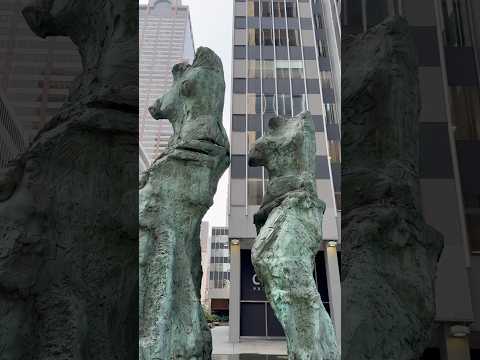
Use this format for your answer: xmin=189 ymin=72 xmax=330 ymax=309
xmin=239 ymin=249 xmax=332 ymax=337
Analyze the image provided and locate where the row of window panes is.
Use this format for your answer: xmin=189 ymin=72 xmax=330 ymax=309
xmin=248 ymin=59 xmax=304 ymax=79
xmin=209 ymin=271 xmax=230 ymax=281
xmin=213 ymin=227 xmax=228 ymax=236
xmin=211 ymin=242 xmax=229 ymax=249
xmin=210 ymin=257 xmax=230 ymax=263
xmin=248 ymin=28 xmax=300 ymax=47
xmin=325 ymin=103 xmax=337 ymax=124
xmin=248 ymin=0 xmax=298 ymax=18
xmin=250 ymin=94 xmax=307 ymax=116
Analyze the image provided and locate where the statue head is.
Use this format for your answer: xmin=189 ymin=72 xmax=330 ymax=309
xmin=148 ymin=47 xmax=229 ymax=156
xmin=248 ymin=111 xmax=316 ymax=180
xmin=22 ymin=0 xmax=82 ymax=38
xmin=149 ymin=47 xmax=224 ymax=121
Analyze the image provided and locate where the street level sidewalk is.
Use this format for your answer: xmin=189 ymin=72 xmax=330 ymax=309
xmin=212 ymin=326 xmax=287 ymax=356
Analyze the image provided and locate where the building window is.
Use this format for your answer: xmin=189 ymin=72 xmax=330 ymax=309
xmin=273 ymin=0 xmax=286 ymax=17
xmin=335 ymin=193 xmax=342 ymax=210
xmin=285 ymin=2 xmax=298 ymax=18
xmin=262 ymin=1 xmax=272 ymax=17
xmin=249 ymin=29 xmax=276 ymax=46
xmin=325 ymin=104 xmax=337 ymax=124
xmin=314 ymin=14 xmax=323 ymax=29
xmin=275 ymin=60 xmax=304 ymax=79
xmin=329 ymin=140 xmax=341 ymax=163
xmin=292 ymin=95 xmax=306 ymax=116
xmin=318 ymin=40 xmax=328 ymax=57
xmin=247 ymin=130 xmax=257 ymax=150
xmin=288 ymin=29 xmax=300 ymax=46
xmin=255 ymin=95 xmax=276 ymax=114
xmin=278 ymin=94 xmax=292 ymax=116
xmin=263 ymin=60 xmax=275 ymax=78
xmin=248 ymin=60 xmax=275 ymax=78
xmin=248 ymin=29 xmax=260 ymax=46
xmin=275 ymin=29 xmax=288 ymax=46
xmin=276 ymin=60 xmax=290 ymax=79
xmin=320 ymin=71 xmax=333 ymax=89
xmin=262 ymin=28 xmax=274 ymax=46
xmin=249 ymin=60 xmax=260 ymax=78
xmin=441 ymin=0 xmax=473 ymax=47
xmin=290 ymin=60 xmax=304 ymax=79
xmin=265 ymin=95 xmax=276 ymax=114
xmin=247 ymin=0 xmax=259 ymax=17
xmin=248 ymin=178 xmax=263 ymax=205
xmin=450 ymin=87 xmax=480 ymax=141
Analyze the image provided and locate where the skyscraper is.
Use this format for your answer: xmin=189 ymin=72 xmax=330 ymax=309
xmin=0 ymin=88 xmax=27 ymax=168
xmin=228 ymin=0 xmax=341 ymax=342
xmin=342 ymin=0 xmax=479 ymax=358
xmin=0 ymin=0 xmax=82 ymax=142
xmin=139 ymin=0 xmax=195 ymax=163
xmin=208 ymin=227 xmax=231 ymax=316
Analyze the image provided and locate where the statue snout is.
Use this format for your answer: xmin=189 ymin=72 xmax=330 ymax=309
xmin=148 ymin=98 xmax=164 ymax=119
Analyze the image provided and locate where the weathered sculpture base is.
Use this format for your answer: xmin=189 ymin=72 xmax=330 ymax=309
xmin=139 ymin=158 xmax=215 ymax=359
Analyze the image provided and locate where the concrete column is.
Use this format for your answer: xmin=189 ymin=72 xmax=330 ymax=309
xmin=229 ymin=239 xmax=241 ymax=343
xmin=440 ymin=324 xmax=471 ymax=360
xmin=324 ymin=244 xmax=341 ymax=348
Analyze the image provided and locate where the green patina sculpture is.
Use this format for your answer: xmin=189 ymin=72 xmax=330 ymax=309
xmin=139 ymin=47 xmax=230 ymax=360
xmin=0 ymin=1 xmax=138 ymax=359
xmin=248 ymin=112 xmax=340 ymax=360
xmin=342 ymin=17 xmax=443 ymax=360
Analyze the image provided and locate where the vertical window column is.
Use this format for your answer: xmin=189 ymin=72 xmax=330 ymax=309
xmin=296 ymin=0 xmax=309 ymax=113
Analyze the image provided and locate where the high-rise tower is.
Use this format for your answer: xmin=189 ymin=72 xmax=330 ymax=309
xmin=139 ymin=0 xmax=195 ymax=163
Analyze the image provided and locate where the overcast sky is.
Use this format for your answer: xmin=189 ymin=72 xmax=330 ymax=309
xmin=140 ymin=0 xmax=233 ymax=227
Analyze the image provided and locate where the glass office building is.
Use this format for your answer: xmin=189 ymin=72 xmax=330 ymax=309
xmin=228 ymin=0 xmax=341 ymax=342
xmin=139 ymin=0 xmax=195 ymax=163
xmin=342 ymin=0 xmax=479 ymax=358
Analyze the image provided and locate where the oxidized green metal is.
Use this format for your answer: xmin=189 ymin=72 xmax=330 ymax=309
xmin=342 ymin=17 xmax=443 ymax=360
xmin=248 ymin=112 xmax=340 ymax=360
xmin=139 ymin=47 xmax=230 ymax=360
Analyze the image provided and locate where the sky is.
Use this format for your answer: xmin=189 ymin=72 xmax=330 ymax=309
xmin=140 ymin=0 xmax=233 ymax=227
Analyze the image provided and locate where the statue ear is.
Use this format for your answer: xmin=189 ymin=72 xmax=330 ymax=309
xmin=180 ymin=80 xmax=194 ymax=97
